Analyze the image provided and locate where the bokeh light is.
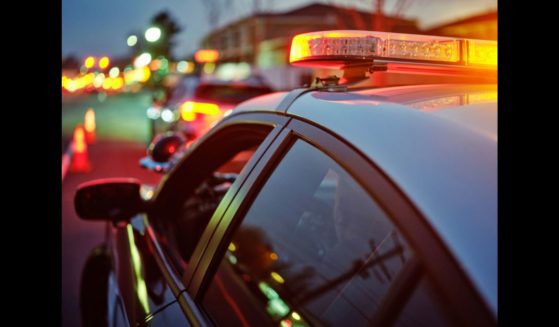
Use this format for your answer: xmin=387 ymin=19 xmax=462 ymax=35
xmin=99 ymin=57 xmax=110 ymax=69
xmin=109 ymin=67 xmax=120 ymax=78
xmin=145 ymin=27 xmax=161 ymax=42
xmin=127 ymin=35 xmax=138 ymax=47
xmin=134 ymin=53 xmax=152 ymax=68
xmin=84 ymin=56 xmax=95 ymax=69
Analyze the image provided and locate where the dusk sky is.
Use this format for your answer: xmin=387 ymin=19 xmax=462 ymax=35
xmin=62 ymin=0 xmax=497 ymax=60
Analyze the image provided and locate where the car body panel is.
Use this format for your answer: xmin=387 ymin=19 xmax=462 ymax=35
xmin=184 ymin=112 xmax=494 ymax=325
xmin=234 ymin=91 xmax=290 ymax=113
xmin=91 ymin=80 xmax=497 ymax=326
xmin=111 ymin=215 xmax=187 ymax=326
xmin=145 ymin=301 xmax=191 ymax=326
xmin=107 ymin=271 xmax=130 ymax=327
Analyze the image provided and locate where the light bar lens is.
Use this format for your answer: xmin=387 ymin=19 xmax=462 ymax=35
xmin=386 ymin=39 xmax=460 ymax=62
xmin=291 ymin=31 xmax=381 ymax=62
xmin=466 ymin=39 xmax=497 ymax=66
xmin=290 ymin=30 xmax=496 ymax=68
xmin=307 ymin=35 xmax=380 ymax=57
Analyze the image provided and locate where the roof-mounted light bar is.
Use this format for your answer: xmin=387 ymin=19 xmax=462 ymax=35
xmin=289 ymin=30 xmax=497 ymax=69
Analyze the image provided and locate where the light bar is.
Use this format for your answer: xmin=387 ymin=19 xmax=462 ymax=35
xmin=290 ymin=30 xmax=496 ymax=68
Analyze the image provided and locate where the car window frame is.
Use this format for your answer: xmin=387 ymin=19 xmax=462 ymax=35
xmin=143 ymin=111 xmax=290 ymax=326
xmin=186 ymin=114 xmax=495 ymax=327
xmin=150 ymin=112 xmax=290 ymax=270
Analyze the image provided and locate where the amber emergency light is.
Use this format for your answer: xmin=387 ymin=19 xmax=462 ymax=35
xmin=194 ymin=49 xmax=219 ymax=63
xmin=289 ymin=30 xmax=497 ymax=70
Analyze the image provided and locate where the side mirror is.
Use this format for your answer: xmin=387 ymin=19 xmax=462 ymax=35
xmin=140 ymin=132 xmax=187 ymax=173
xmin=74 ymin=178 xmax=144 ymax=223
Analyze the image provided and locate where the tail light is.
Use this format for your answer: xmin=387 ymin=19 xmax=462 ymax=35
xmin=180 ymin=101 xmax=220 ymax=121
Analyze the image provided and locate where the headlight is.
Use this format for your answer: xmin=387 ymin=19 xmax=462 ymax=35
xmin=161 ymin=108 xmax=177 ymax=123
xmin=146 ymin=107 xmax=161 ymax=120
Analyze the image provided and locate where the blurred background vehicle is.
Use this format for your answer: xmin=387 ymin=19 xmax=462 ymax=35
xmin=147 ymin=73 xmax=274 ymax=142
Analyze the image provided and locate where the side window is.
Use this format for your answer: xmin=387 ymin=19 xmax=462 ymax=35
xmin=153 ymin=125 xmax=273 ymax=272
xmin=173 ymin=146 xmax=258 ymax=263
xmin=202 ymin=140 xmax=413 ymax=326
xmin=394 ymin=277 xmax=457 ymax=327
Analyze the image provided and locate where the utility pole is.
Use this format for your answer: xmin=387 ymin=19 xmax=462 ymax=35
xmin=253 ymin=0 xmax=260 ymax=14
xmin=203 ymin=0 xmax=221 ymax=29
xmin=374 ymin=0 xmax=384 ymax=31
xmin=393 ymin=0 xmax=413 ymax=18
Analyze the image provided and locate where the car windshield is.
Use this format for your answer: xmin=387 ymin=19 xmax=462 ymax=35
xmin=168 ymin=77 xmax=200 ymax=104
xmin=194 ymin=84 xmax=272 ymax=105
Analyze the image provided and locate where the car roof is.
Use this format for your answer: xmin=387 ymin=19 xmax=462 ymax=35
xmin=234 ymin=83 xmax=497 ymax=314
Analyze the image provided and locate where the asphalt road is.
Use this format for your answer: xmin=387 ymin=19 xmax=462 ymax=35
xmin=62 ymin=91 xmax=162 ymax=327
xmin=62 ymin=91 xmax=154 ymax=145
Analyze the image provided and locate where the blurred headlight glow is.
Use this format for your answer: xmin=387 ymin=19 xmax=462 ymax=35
xmin=84 ymin=56 xmax=95 ymax=69
xmin=146 ymin=107 xmax=161 ymax=120
xmin=99 ymin=57 xmax=110 ymax=69
xmin=134 ymin=53 xmax=152 ymax=68
xmin=161 ymin=108 xmax=176 ymax=123
xmin=127 ymin=35 xmax=138 ymax=47
xmin=109 ymin=67 xmax=120 ymax=78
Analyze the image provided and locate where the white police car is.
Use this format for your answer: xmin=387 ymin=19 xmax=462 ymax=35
xmin=76 ymin=30 xmax=497 ymax=327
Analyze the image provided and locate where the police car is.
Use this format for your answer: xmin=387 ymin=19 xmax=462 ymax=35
xmin=75 ymin=30 xmax=497 ymax=327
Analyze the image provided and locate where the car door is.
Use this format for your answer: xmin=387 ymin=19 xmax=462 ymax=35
xmin=183 ymin=118 xmax=495 ymax=327
xmin=111 ymin=112 xmax=291 ymax=326
xmin=110 ymin=212 xmax=189 ymax=327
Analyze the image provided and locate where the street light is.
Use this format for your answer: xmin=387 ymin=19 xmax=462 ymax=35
xmin=99 ymin=57 xmax=110 ymax=70
xmin=84 ymin=56 xmax=95 ymax=69
xmin=127 ymin=35 xmax=138 ymax=47
xmin=145 ymin=27 xmax=161 ymax=42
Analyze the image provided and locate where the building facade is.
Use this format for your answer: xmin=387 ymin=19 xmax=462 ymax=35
xmin=201 ymin=3 xmax=420 ymax=90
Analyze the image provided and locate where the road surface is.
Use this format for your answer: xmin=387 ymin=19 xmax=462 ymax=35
xmin=62 ymin=92 xmax=162 ymax=327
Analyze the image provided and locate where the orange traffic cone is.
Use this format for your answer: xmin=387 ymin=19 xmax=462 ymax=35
xmin=70 ymin=124 xmax=92 ymax=173
xmin=84 ymin=108 xmax=96 ymax=144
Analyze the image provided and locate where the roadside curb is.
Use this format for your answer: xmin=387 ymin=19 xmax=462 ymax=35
xmin=62 ymin=140 xmax=74 ymax=182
